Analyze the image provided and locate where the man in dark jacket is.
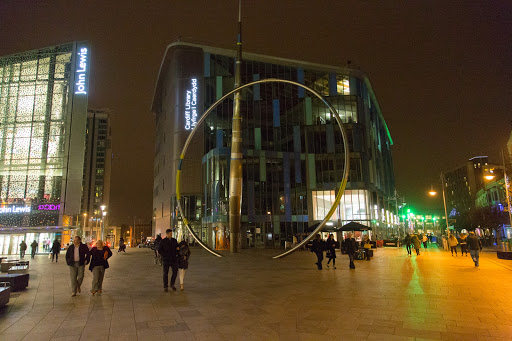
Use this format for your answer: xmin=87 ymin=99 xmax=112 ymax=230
xmin=404 ymin=234 xmax=412 ymax=256
xmin=51 ymin=239 xmax=61 ymax=262
xmin=19 ymin=240 xmax=27 ymax=258
xmin=65 ymin=236 xmax=90 ymax=296
xmin=310 ymin=234 xmax=324 ymax=270
xmin=345 ymin=233 xmax=358 ymax=269
xmin=157 ymin=229 xmax=179 ymax=291
xmin=30 ymin=240 xmax=38 ymax=259
xmin=467 ymin=232 xmax=483 ymax=267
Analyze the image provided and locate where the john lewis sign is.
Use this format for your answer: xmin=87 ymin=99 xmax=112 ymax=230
xmin=0 ymin=206 xmax=31 ymax=214
xmin=74 ymin=46 xmax=88 ymax=95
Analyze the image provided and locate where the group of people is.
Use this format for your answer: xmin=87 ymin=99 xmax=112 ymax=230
xmin=448 ymin=232 xmax=483 ymax=266
xmin=403 ymin=233 xmax=428 ymax=256
xmin=65 ymin=236 xmax=113 ymax=296
xmin=404 ymin=232 xmax=483 ymax=267
xmin=155 ymin=229 xmax=191 ymax=292
xmin=18 ymin=239 xmax=60 ymax=260
xmin=310 ymin=233 xmax=371 ymax=270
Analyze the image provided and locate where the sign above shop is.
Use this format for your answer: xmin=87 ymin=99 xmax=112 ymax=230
xmin=37 ymin=204 xmax=61 ymax=211
xmin=0 ymin=206 xmax=31 ymax=214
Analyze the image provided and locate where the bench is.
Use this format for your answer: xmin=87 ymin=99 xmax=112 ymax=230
xmin=0 ymin=282 xmax=10 ymax=306
xmin=8 ymin=265 xmax=28 ymax=274
xmin=0 ymin=274 xmax=29 ymax=291
xmin=1 ymin=260 xmax=19 ymax=273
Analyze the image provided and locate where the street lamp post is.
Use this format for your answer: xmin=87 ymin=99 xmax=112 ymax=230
xmin=429 ymin=172 xmax=450 ymax=236
xmin=100 ymin=205 xmax=106 ymax=240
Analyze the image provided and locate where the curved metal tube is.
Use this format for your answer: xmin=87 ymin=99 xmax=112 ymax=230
xmin=176 ymin=79 xmax=350 ymax=259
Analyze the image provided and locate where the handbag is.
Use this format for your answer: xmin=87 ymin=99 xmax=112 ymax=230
xmin=364 ymin=243 xmax=371 ymax=249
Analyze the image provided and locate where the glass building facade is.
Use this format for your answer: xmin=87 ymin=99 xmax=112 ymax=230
xmin=152 ymin=42 xmax=396 ymax=249
xmin=0 ymin=42 xmax=89 ymax=254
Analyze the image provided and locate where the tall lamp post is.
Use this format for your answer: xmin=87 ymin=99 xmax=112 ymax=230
xmin=82 ymin=213 xmax=87 ymax=239
xmin=429 ymin=172 xmax=450 ymax=236
xmin=100 ymin=205 xmax=106 ymax=240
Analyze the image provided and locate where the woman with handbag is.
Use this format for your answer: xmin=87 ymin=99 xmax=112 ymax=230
xmin=325 ymin=235 xmax=336 ymax=269
xmin=178 ymin=240 xmax=191 ymax=291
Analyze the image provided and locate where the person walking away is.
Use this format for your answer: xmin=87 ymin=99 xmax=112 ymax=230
xmin=65 ymin=236 xmax=90 ymax=296
xmin=89 ymin=240 xmax=112 ymax=295
xmin=362 ymin=235 xmax=371 ymax=261
xmin=310 ymin=234 xmax=324 ymax=270
xmin=19 ymin=240 xmax=27 ymax=258
xmin=344 ymin=233 xmax=358 ymax=269
xmin=51 ymin=239 xmax=61 ymax=262
xmin=422 ymin=234 xmax=428 ymax=249
xmin=467 ymin=232 xmax=482 ymax=267
xmin=157 ymin=229 xmax=179 ymax=291
xmin=448 ymin=234 xmax=458 ymax=256
xmin=153 ymin=234 xmax=162 ymax=265
xmin=404 ymin=233 xmax=412 ymax=256
xmin=411 ymin=234 xmax=421 ymax=256
xmin=118 ymin=237 xmax=126 ymax=253
xmin=30 ymin=240 xmax=38 ymax=259
xmin=177 ymin=240 xmax=191 ymax=291
xmin=459 ymin=234 xmax=468 ymax=256
xmin=325 ymin=235 xmax=336 ymax=269
xmin=428 ymin=233 xmax=433 ymax=244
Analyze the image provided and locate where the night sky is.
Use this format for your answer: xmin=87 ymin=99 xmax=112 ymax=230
xmin=1 ymin=1 xmax=510 ymax=224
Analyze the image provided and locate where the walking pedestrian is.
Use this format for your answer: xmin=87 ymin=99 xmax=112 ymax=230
xmin=157 ymin=229 xmax=179 ymax=292
xmin=177 ymin=240 xmax=191 ymax=291
xmin=118 ymin=237 xmax=126 ymax=253
xmin=51 ymin=239 xmax=61 ymax=262
xmin=19 ymin=240 xmax=27 ymax=258
xmin=467 ymin=232 xmax=482 ymax=267
xmin=325 ymin=234 xmax=336 ymax=269
xmin=89 ymin=240 xmax=112 ymax=295
xmin=411 ymin=234 xmax=421 ymax=256
xmin=344 ymin=233 xmax=358 ymax=269
xmin=362 ymin=235 xmax=371 ymax=261
xmin=448 ymin=234 xmax=458 ymax=256
xmin=30 ymin=240 xmax=38 ymax=259
xmin=404 ymin=233 xmax=412 ymax=256
xmin=428 ymin=233 xmax=433 ymax=244
xmin=310 ymin=234 xmax=324 ymax=270
xmin=153 ymin=234 xmax=162 ymax=265
xmin=459 ymin=233 xmax=468 ymax=256
xmin=65 ymin=236 xmax=90 ymax=297
xmin=422 ymin=234 xmax=428 ymax=249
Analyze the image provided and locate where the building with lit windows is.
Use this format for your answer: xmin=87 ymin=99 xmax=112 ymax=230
xmin=82 ymin=108 xmax=112 ymax=242
xmin=0 ymin=42 xmax=89 ymax=254
xmin=444 ymin=156 xmax=502 ymax=217
xmin=152 ymin=42 xmax=396 ymax=249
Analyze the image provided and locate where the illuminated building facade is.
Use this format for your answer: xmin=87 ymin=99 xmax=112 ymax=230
xmin=0 ymin=42 xmax=89 ymax=254
xmin=152 ymin=42 xmax=395 ymax=248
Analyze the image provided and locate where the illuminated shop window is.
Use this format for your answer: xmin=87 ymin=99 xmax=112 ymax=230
xmin=312 ymin=189 xmax=370 ymax=224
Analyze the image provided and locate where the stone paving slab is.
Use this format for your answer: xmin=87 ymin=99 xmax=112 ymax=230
xmin=0 ymin=245 xmax=511 ymax=340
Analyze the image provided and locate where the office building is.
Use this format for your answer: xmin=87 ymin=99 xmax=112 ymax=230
xmin=82 ymin=108 xmax=112 ymax=241
xmin=152 ymin=42 xmax=396 ymax=249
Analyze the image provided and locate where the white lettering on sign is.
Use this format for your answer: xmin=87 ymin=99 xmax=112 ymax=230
xmin=0 ymin=206 xmax=31 ymax=214
xmin=75 ymin=47 xmax=88 ymax=95
xmin=185 ymin=78 xmax=198 ymax=130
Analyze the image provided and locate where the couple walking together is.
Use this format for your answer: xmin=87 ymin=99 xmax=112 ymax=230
xmin=157 ymin=229 xmax=191 ymax=292
xmin=65 ymin=236 xmax=112 ymax=296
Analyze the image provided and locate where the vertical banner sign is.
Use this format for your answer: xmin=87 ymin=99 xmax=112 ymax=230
xmin=75 ymin=46 xmax=88 ymax=95
xmin=184 ymin=78 xmax=198 ymax=131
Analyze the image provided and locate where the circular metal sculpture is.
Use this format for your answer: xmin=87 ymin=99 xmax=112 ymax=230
xmin=176 ymin=79 xmax=350 ymax=259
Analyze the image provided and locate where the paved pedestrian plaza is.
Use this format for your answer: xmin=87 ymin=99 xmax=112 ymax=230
xmin=1 ymin=245 xmax=512 ymax=341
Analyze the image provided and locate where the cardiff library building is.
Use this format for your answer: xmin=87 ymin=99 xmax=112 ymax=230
xmin=0 ymin=42 xmax=89 ymax=254
xmin=152 ymin=42 xmax=396 ymax=249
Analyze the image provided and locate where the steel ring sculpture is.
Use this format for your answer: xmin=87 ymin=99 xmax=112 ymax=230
xmin=176 ymin=78 xmax=350 ymax=259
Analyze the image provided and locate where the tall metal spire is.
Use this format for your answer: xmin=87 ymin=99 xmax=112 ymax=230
xmin=229 ymin=0 xmax=243 ymax=253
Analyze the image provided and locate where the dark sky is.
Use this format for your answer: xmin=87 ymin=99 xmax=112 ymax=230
xmin=1 ymin=1 xmax=511 ymax=224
